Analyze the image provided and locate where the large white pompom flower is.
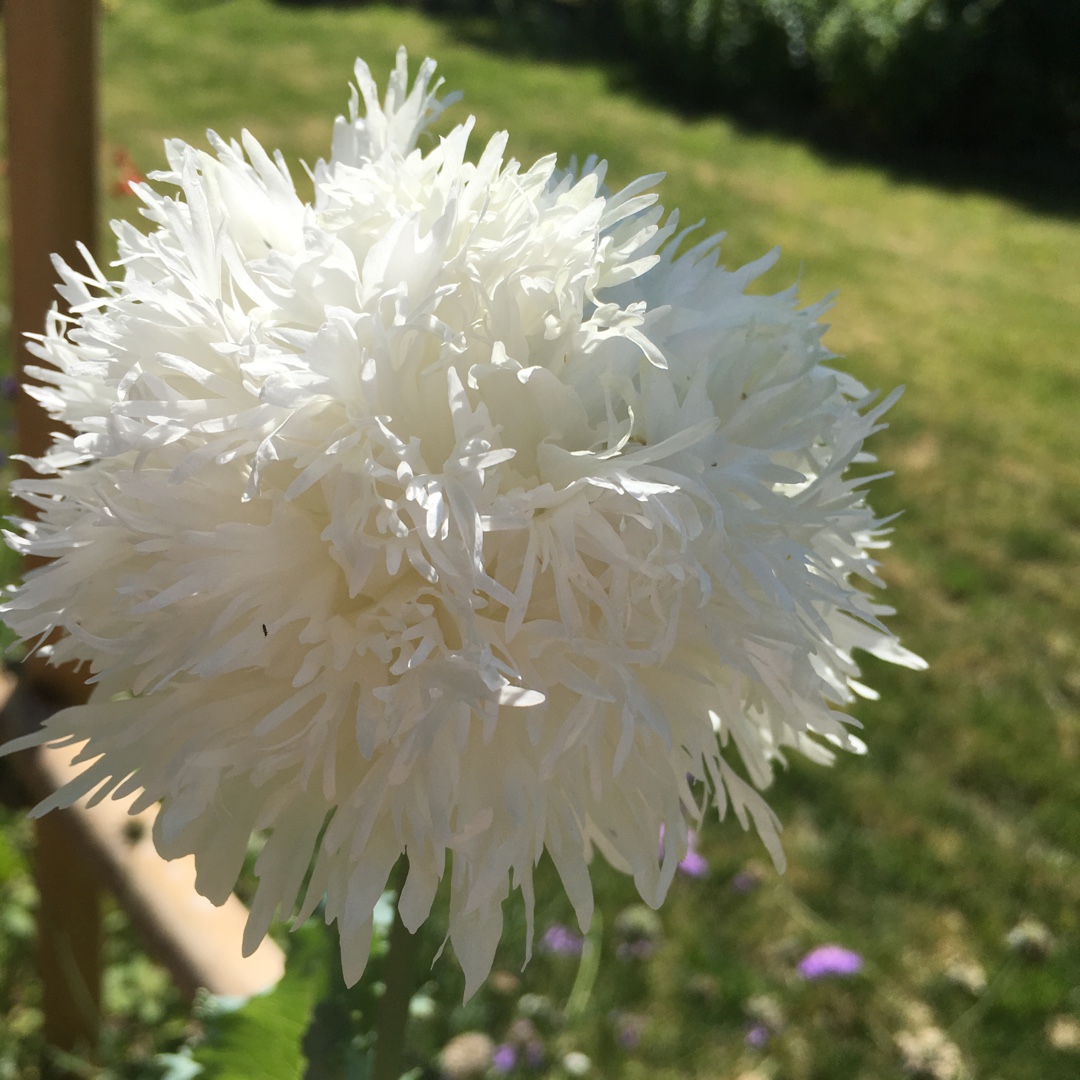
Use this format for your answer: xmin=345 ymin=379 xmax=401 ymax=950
xmin=2 ymin=49 xmax=923 ymax=996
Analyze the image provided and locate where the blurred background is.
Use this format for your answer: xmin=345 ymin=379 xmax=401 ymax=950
xmin=1 ymin=1 xmax=1078 ymax=1078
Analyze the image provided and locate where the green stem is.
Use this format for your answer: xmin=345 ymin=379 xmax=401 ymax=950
xmin=565 ymin=911 xmax=602 ymax=1023
xmin=371 ymin=859 xmax=419 ymax=1080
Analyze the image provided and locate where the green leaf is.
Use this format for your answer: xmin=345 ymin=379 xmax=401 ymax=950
xmin=192 ymin=921 xmax=330 ymax=1080
xmin=157 ymin=1049 xmax=205 ymax=1080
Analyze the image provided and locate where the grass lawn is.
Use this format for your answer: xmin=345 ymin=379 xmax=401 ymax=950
xmin=2 ymin=1 xmax=1080 ymax=1077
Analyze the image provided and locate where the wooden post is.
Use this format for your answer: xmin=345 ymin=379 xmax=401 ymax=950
xmin=5 ymin=0 xmax=98 ymax=704
xmin=4 ymin=0 xmax=102 ymax=1067
xmin=34 ymin=813 xmax=103 ymax=1068
xmin=5 ymin=0 xmax=98 ymax=462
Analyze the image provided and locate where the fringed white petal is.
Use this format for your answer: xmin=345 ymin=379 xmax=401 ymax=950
xmin=0 ymin=49 xmax=921 ymax=996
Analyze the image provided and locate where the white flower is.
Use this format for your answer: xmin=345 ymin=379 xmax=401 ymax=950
xmin=562 ymin=1051 xmax=593 ymax=1077
xmin=1 ymin=49 xmax=923 ymax=997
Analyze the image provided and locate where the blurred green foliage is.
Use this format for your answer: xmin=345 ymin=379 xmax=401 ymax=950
xmin=412 ymin=0 xmax=1080 ymax=169
xmin=615 ymin=0 xmax=1079 ymax=157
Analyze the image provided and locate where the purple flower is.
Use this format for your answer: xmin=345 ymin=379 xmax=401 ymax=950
xmin=1 ymin=375 xmax=19 ymax=402
xmin=493 ymin=1043 xmax=517 ymax=1073
xmin=524 ymin=1040 xmax=545 ymax=1068
xmin=541 ymin=923 xmax=584 ymax=956
xmin=797 ymin=944 xmax=863 ymax=979
xmin=659 ymin=825 xmax=709 ymax=878
xmin=745 ymin=1024 xmax=769 ymax=1048
xmin=677 ymin=831 xmax=709 ymax=878
xmin=731 ymin=870 xmax=758 ymax=893
xmin=730 ymin=862 xmax=766 ymax=893
xmin=616 ymin=938 xmax=655 ymax=961
xmin=610 ymin=1011 xmax=645 ymax=1049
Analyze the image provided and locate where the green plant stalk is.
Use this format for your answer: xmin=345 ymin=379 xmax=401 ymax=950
xmin=565 ymin=912 xmax=602 ymax=1024
xmin=371 ymin=861 xmax=419 ymax=1080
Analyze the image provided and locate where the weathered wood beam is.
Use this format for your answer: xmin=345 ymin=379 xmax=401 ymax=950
xmin=1 ymin=667 xmax=286 ymax=1004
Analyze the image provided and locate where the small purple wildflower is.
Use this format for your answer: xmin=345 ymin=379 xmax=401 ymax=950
xmin=745 ymin=1024 xmax=769 ymax=1048
xmin=610 ymin=1011 xmax=645 ymax=1050
xmin=541 ymin=923 xmax=584 ymax=956
xmin=730 ymin=862 xmax=766 ymax=893
xmin=524 ymin=1040 xmax=545 ymax=1069
xmin=677 ymin=831 xmax=709 ymax=878
xmin=493 ymin=1043 xmax=517 ymax=1073
xmin=616 ymin=938 xmax=655 ymax=961
xmin=798 ymin=944 xmax=863 ymax=979
xmin=731 ymin=870 xmax=758 ymax=893
xmin=659 ymin=824 xmax=709 ymax=878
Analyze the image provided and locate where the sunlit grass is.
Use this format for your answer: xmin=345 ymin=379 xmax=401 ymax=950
xmin=2 ymin=1 xmax=1079 ymax=1076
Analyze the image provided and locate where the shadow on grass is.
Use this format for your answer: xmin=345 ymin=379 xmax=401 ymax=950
xmin=274 ymin=0 xmax=1080 ymax=221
